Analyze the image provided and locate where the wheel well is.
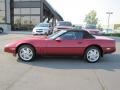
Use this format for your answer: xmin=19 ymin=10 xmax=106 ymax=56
xmin=0 ymin=28 xmax=3 ymax=30
xmin=16 ymin=43 xmax=36 ymax=54
xmin=84 ymin=45 xmax=103 ymax=57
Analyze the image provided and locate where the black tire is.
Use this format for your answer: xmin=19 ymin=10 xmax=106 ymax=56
xmin=0 ymin=28 xmax=3 ymax=33
xmin=45 ymin=32 xmax=48 ymax=36
xmin=84 ymin=46 xmax=101 ymax=63
xmin=18 ymin=45 xmax=36 ymax=62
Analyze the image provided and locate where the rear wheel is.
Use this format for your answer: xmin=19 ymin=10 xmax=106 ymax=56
xmin=84 ymin=46 xmax=101 ymax=63
xmin=18 ymin=45 xmax=36 ymax=61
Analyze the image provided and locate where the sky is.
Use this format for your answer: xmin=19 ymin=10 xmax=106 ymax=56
xmin=47 ymin=0 xmax=120 ymax=25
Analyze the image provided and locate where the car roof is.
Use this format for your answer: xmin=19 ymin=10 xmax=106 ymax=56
xmin=57 ymin=21 xmax=71 ymax=23
xmin=63 ymin=29 xmax=87 ymax=32
xmin=60 ymin=29 xmax=90 ymax=34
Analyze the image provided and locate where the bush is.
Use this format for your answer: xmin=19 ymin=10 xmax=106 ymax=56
xmin=103 ymin=33 xmax=120 ymax=37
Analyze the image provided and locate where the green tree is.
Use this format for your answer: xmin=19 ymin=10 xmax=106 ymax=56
xmin=84 ymin=10 xmax=98 ymax=25
xmin=97 ymin=24 xmax=103 ymax=30
xmin=0 ymin=16 xmax=5 ymax=23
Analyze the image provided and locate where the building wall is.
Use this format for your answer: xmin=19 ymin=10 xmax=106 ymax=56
xmin=0 ymin=0 xmax=11 ymax=33
xmin=13 ymin=0 xmax=43 ymax=30
xmin=6 ymin=0 xmax=11 ymax=24
xmin=0 ymin=0 xmax=63 ymax=32
xmin=0 ymin=0 xmax=6 ymax=23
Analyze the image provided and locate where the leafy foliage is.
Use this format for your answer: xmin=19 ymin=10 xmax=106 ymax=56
xmin=84 ymin=10 xmax=98 ymax=25
xmin=103 ymin=33 xmax=120 ymax=37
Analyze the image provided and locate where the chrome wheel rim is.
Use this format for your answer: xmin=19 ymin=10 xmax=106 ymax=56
xmin=87 ymin=49 xmax=100 ymax=62
xmin=19 ymin=47 xmax=33 ymax=61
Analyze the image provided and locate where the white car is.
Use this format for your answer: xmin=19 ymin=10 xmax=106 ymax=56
xmin=32 ymin=23 xmax=51 ymax=35
xmin=102 ymin=29 xmax=114 ymax=34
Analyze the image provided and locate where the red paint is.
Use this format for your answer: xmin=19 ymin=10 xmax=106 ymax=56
xmin=4 ymin=35 xmax=116 ymax=56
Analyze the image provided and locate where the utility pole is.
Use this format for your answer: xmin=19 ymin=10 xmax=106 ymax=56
xmin=106 ymin=12 xmax=113 ymax=33
xmin=0 ymin=9 xmax=4 ymax=22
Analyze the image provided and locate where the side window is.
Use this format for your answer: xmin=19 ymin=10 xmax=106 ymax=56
xmin=75 ymin=31 xmax=83 ymax=40
xmin=59 ymin=31 xmax=76 ymax=40
xmin=83 ymin=31 xmax=94 ymax=39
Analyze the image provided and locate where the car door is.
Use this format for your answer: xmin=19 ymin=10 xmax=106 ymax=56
xmin=45 ymin=31 xmax=84 ymax=55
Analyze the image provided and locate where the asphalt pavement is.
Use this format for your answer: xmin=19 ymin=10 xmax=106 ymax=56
xmin=0 ymin=33 xmax=120 ymax=90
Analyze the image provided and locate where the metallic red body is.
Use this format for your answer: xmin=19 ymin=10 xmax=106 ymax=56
xmin=4 ymin=35 xmax=116 ymax=56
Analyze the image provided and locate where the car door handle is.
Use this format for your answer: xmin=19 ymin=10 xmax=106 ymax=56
xmin=78 ymin=42 xmax=82 ymax=44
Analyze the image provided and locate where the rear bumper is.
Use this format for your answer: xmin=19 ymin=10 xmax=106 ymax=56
xmin=103 ymin=47 xmax=116 ymax=54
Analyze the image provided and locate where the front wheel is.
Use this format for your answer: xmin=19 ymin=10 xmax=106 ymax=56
xmin=84 ymin=46 xmax=101 ymax=63
xmin=18 ymin=45 xmax=36 ymax=62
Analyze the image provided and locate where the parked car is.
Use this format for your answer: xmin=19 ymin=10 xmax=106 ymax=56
xmin=0 ymin=27 xmax=3 ymax=33
xmin=73 ymin=25 xmax=82 ymax=30
xmin=84 ymin=24 xmax=102 ymax=35
xmin=32 ymin=23 xmax=52 ymax=35
xmin=4 ymin=29 xmax=116 ymax=63
xmin=53 ymin=21 xmax=73 ymax=33
xmin=102 ymin=29 xmax=114 ymax=34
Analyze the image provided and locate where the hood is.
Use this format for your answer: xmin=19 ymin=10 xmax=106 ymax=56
xmin=22 ymin=35 xmax=48 ymax=40
xmin=5 ymin=35 xmax=48 ymax=48
xmin=56 ymin=26 xmax=73 ymax=29
xmin=34 ymin=27 xmax=49 ymax=30
xmin=13 ymin=35 xmax=48 ymax=44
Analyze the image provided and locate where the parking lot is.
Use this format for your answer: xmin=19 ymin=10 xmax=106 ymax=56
xmin=0 ymin=33 xmax=120 ymax=90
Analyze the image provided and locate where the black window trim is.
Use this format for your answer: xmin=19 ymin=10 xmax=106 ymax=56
xmin=82 ymin=30 xmax=95 ymax=39
xmin=54 ymin=30 xmax=95 ymax=40
xmin=55 ymin=30 xmax=82 ymax=40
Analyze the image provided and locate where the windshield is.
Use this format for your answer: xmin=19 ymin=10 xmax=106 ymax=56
xmin=36 ymin=23 xmax=49 ymax=27
xmin=57 ymin=22 xmax=72 ymax=26
xmin=48 ymin=30 xmax=66 ymax=40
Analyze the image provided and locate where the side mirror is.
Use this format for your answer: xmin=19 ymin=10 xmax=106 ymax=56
xmin=55 ymin=37 xmax=61 ymax=42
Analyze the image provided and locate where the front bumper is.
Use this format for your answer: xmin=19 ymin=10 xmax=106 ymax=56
xmin=32 ymin=29 xmax=49 ymax=35
xmin=33 ymin=31 xmax=43 ymax=34
xmin=4 ymin=46 xmax=16 ymax=56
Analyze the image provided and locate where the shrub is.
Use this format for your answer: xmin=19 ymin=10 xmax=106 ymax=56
xmin=103 ymin=33 xmax=120 ymax=37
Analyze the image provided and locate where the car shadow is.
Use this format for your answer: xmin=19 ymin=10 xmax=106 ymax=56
xmin=17 ymin=54 xmax=120 ymax=71
xmin=0 ymin=33 xmax=8 ymax=36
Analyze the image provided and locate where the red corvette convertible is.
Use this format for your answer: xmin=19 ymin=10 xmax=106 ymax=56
xmin=4 ymin=30 xmax=116 ymax=63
